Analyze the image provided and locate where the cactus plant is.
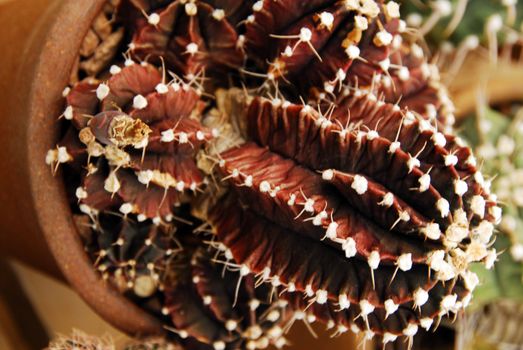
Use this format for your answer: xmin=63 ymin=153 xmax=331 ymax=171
xmin=396 ymin=2 xmax=523 ymax=348
xmin=456 ymin=103 xmax=523 ymax=349
xmin=46 ymin=0 xmax=500 ymax=348
xmin=401 ymin=0 xmax=523 ymax=45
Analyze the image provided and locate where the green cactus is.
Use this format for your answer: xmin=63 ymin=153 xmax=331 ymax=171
xmin=461 ymin=106 xmax=523 ymax=302
xmin=402 ymin=0 xmax=523 ymax=45
xmin=399 ymin=0 xmax=523 ymax=99
xmin=459 ymin=104 xmax=523 ymax=348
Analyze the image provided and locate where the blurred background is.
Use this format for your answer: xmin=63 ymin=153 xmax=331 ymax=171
xmin=2 ymin=0 xmax=523 ymax=349
xmin=0 ymin=259 xmax=131 ymax=349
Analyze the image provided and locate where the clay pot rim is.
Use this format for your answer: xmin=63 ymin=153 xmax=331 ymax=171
xmin=24 ymin=0 xmax=163 ymax=337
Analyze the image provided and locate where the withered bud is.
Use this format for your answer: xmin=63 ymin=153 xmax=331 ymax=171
xmin=109 ymin=114 xmax=151 ymax=148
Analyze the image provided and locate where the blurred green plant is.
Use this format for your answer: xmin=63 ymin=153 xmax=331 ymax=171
xmin=402 ymin=0 xmax=523 ymax=45
xmin=461 ymin=106 xmax=523 ymax=305
xmin=458 ymin=105 xmax=523 ymax=348
xmin=402 ymin=0 xmax=523 ymax=81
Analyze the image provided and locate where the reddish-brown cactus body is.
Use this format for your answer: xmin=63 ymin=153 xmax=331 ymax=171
xmin=47 ymin=0 xmax=499 ymax=348
xmin=130 ymin=0 xmax=249 ymax=78
xmin=60 ymin=62 xmax=213 ymax=220
xmin=163 ymin=248 xmax=290 ymax=349
xmin=203 ymin=91 xmax=496 ymax=342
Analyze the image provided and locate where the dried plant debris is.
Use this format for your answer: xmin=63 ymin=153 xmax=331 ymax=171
xmin=467 ymin=300 xmax=523 ymax=348
xmin=47 ymin=1 xmax=500 ymax=349
xmin=460 ymin=105 xmax=523 ymax=298
xmin=47 ymin=330 xmax=116 ymax=350
xmin=47 ymin=330 xmax=184 ymax=350
xmin=71 ymin=1 xmax=126 ymax=83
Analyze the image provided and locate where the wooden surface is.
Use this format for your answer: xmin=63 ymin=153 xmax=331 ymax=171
xmin=450 ymin=51 xmax=523 ymax=118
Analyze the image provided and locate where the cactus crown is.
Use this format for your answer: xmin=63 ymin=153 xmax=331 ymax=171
xmin=47 ymin=0 xmax=500 ymax=348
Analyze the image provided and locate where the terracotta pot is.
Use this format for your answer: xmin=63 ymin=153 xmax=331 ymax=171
xmin=0 ymin=1 xmax=360 ymax=348
xmin=0 ymin=0 xmax=163 ymax=337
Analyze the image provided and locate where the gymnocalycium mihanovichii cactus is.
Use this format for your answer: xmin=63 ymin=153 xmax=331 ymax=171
xmin=45 ymin=0 xmax=500 ymax=348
